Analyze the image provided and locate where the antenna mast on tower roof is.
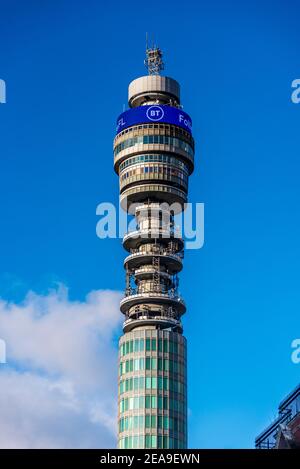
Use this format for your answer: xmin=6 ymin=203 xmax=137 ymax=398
xmin=144 ymin=33 xmax=164 ymax=75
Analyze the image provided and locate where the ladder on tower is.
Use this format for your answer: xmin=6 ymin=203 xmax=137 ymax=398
xmin=152 ymin=255 xmax=160 ymax=292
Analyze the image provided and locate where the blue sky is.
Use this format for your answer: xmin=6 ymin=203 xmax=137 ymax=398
xmin=0 ymin=0 xmax=300 ymax=448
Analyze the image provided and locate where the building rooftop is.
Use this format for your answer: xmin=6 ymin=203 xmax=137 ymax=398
xmin=255 ymin=383 xmax=300 ymax=449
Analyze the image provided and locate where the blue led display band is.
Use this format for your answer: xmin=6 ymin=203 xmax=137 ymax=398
xmin=116 ymin=105 xmax=192 ymax=135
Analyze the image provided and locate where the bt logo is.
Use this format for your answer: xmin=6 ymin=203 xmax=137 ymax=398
xmin=146 ymin=105 xmax=164 ymax=121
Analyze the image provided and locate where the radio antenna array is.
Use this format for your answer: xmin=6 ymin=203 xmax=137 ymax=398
xmin=144 ymin=33 xmax=164 ymax=75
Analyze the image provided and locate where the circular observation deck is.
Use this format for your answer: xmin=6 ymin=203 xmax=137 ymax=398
xmin=113 ymin=125 xmax=195 ymax=175
xmin=123 ymin=314 xmax=183 ymax=333
xmin=120 ymin=184 xmax=188 ymax=213
xmin=122 ymin=229 xmax=184 ymax=252
xmin=124 ymin=251 xmax=183 ymax=274
xmin=120 ymin=292 xmax=186 ymax=315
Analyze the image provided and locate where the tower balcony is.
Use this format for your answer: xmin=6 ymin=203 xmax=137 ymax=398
xmin=124 ymin=250 xmax=183 ymax=274
xmin=123 ymin=313 xmax=183 ymax=333
xmin=122 ymin=228 xmax=184 ymax=252
xmin=120 ymin=291 xmax=186 ymax=315
xmin=114 ymin=142 xmax=194 ymax=175
xmin=120 ymin=183 xmax=188 ymax=213
xmin=113 ymin=125 xmax=195 ymax=176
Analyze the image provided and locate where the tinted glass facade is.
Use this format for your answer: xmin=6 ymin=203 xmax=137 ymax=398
xmin=118 ymin=329 xmax=187 ymax=449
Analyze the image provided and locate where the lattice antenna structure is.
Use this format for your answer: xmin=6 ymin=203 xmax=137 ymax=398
xmin=144 ymin=34 xmax=164 ymax=75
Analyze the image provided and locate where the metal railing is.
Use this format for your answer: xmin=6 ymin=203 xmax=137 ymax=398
xmin=123 ymin=227 xmax=183 ymax=242
xmin=128 ymin=247 xmax=183 ymax=258
xmin=124 ymin=305 xmax=181 ymax=324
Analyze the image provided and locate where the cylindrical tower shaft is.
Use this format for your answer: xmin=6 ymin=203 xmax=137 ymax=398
xmin=115 ymin=48 xmax=194 ymax=450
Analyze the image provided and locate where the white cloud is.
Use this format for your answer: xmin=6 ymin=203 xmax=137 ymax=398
xmin=0 ymin=285 xmax=122 ymax=448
